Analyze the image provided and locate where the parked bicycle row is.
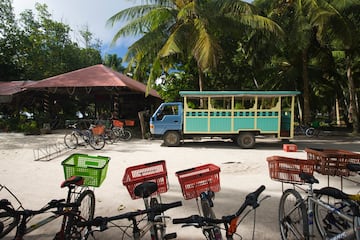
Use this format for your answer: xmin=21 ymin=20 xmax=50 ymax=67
xmin=0 ymin=153 xmax=268 ymax=240
xmin=64 ymin=119 xmax=133 ymax=150
xmin=2 ymin=147 xmax=360 ymax=240
xmin=268 ymin=147 xmax=360 ymax=240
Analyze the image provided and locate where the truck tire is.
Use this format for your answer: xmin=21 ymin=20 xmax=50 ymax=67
xmin=163 ymin=131 xmax=180 ymax=147
xmin=237 ymin=132 xmax=255 ymax=149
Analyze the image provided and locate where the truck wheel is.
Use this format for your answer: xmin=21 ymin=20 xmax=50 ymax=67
xmin=163 ymin=131 xmax=180 ymax=147
xmin=237 ymin=132 xmax=255 ymax=149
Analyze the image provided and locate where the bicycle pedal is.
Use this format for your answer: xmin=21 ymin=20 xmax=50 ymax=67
xmin=164 ymin=232 xmax=177 ymax=239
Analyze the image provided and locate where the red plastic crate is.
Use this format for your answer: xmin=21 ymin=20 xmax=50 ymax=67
xmin=267 ymin=156 xmax=315 ymax=184
xmin=305 ymin=148 xmax=360 ymax=176
xmin=122 ymin=160 xmax=168 ymax=199
xmin=283 ymin=144 xmax=297 ymax=152
xmin=175 ymin=164 xmax=220 ymax=200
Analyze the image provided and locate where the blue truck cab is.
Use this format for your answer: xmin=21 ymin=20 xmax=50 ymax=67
xmin=150 ymin=102 xmax=183 ymax=145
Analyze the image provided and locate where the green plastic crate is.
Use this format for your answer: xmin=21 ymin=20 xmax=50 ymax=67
xmin=62 ymin=153 xmax=110 ymax=187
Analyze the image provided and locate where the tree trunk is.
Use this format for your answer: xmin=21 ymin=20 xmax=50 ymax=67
xmin=346 ymin=54 xmax=359 ymax=134
xmin=302 ymin=49 xmax=311 ymax=125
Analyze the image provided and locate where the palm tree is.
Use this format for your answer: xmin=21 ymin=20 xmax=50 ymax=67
xmin=107 ymin=0 xmax=283 ymax=94
xmin=262 ymin=0 xmax=349 ymax=125
xmin=326 ymin=0 xmax=360 ymax=134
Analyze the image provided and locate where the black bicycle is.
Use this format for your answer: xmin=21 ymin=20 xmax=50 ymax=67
xmin=64 ymin=123 xmax=105 ymax=150
xmin=172 ymin=185 xmax=267 ymax=240
xmin=0 ymin=176 xmax=95 ymax=239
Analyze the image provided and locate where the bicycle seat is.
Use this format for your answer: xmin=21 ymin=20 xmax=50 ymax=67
xmin=134 ymin=182 xmax=158 ymax=198
xmin=61 ymin=176 xmax=84 ymax=188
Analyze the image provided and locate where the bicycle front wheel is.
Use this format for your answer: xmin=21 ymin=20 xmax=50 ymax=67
xmin=64 ymin=133 xmax=78 ymax=149
xmin=0 ymin=205 xmax=20 ymax=238
xmin=89 ymin=135 xmax=105 ymax=150
xmin=305 ymin=127 xmax=315 ymax=137
xmin=314 ymin=190 xmax=354 ymax=239
xmin=149 ymin=197 xmax=166 ymax=240
xmin=65 ymin=190 xmax=95 ymax=240
xmin=201 ymin=196 xmax=222 ymax=240
xmin=279 ymin=189 xmax=308 ymax=240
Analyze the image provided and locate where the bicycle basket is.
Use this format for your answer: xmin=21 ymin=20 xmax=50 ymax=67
xmin=176 ymin=164 xmax=221 ymax=200
xmin=305 ymin=148 xmax=360 ymax=177
xmin=113 ymin=120 xmax=124 ymax=127
xmin=267 ymin=156 xmax=314 ymax=184
xmin=92 ymin=125 xmax=105 ymax=135
xmin=122 ymin=160 xmax=168 ymax=200
xmin=62 ymin=154 xmax=110 ymax=187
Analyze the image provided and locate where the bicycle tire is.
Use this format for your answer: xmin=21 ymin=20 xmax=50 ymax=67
xmin=279 ymin=188 xmax=309 ymax=240
xmin=119 ymin=129 xmax=132 ymax=141
xmin=314 ymin=191 xmax=354 ymax=238
xmin=65 ymin=190 xmax=95 ymax=240
xmin=149 ymin=197 xmax=165 ymax=240
xmin=64 ymin=133 xmax=78 ymax=149
xmin=89 ymin=135 xmax=105 ymax=150
xmin=0 ymin=205 xmax=20 ymax=238
xmin=200 ymin=195 xmax=222 ymax=240
xmin=305 ymin=127 xmax=315 ymax=137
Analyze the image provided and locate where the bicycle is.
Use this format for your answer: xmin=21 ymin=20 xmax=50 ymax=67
xmin=294 ymin=124 xmax=315 ymax=137
xmin=175 ymin=164 xmax=223 ymax=239
xmin=119 ymin=160 xmax=176 ymax=239
xmin=64 ymin=123 xmax=106 ymax=150
xmin=0 ymin=176 xmax=95 ymax=239
xmin=76 ymin=191 xmax=182 ymax=240
xmin=172 ymin=185 xmax=267 ymax=240
xmin=267 ymin=156 xmax=360 ymax=240
xmin=112 ymin=120 xmax=132 ymax=141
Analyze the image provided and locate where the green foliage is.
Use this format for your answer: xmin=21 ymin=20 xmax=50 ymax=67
xmin=0 ymin=2 xmax=104 ymax=82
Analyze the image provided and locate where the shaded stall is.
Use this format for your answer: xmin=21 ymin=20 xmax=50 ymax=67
xmin=23 ymin=64 xmax=162 ymax=135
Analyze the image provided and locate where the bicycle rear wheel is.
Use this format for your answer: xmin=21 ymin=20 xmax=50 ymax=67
xmin=65 ymin=190 xmax=95 ymax=240
xmin=314 ymin=191 xmax=354 ymax=238
xmin=279 ymin=189 xmax=308 ymax=240
xmin=119 ymin=129 xmax=132 ymax=141
xmin=89 ymin=135 xmax=105 ymax=150
xmin=0 ymin=205 xmax=20 ymax=238
xmin=64 ymin=133 xmax=78 ymax=149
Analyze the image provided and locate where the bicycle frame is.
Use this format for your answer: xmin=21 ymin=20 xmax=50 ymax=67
xmin=284 ymin=183 xmax=360 ymax=240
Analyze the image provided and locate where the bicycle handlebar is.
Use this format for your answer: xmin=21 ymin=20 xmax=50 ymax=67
xmin=173 ymin=185 xmax=266 ymax=227
xmin=77 ymin=201 xmax=182 ymax=229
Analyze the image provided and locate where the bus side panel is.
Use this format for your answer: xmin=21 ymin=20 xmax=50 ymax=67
xmin=184 ymin=117 xmax=208 ymax=132
xmin=256 ymin=118 xmax=279 ymax=132
xmin=210 ymin=118 xmax=232 ymax=132
xmin=233 ymin=117 xmax=255 ymax=130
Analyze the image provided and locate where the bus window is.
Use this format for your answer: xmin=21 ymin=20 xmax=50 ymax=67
xmin=186 ymin=97 xmax=208 ymax=109
xmin=210 ymin=97 xmax=232 ymax=109
xmin=258 ymin=97 xmax=279 ymax=109
xmin=234 ymin=97 xmax=255 ymax=110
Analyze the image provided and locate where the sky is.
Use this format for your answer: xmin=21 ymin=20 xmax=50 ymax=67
xmin=11 ymin=0 xmax=251 ymax=59
xmin=12 ymin=0 xmax=139 ymax=58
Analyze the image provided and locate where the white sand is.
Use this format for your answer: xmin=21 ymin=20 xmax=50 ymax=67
xmin=1 ymin=132 xmax=360 ymax=239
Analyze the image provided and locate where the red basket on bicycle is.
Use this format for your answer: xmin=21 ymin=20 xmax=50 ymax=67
xmin=267 ymin=156 xmax=315 ymax=184
xmin=175 ymin=164 xmax=220 ymax=200
xmin=305 ymin=148 xmax=360 ymax=177
xmin=113 ymin=120 xmax=124 ymax=127
xmin=122 ymin=160 xmax=169 ymax=200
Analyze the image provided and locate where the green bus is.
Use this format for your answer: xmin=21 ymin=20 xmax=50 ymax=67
xmin=150 ymin=91 xmax=300 ymax=148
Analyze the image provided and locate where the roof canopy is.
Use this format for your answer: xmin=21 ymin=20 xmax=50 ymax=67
xmin=26 ymin=64 xmax=160 ymax=98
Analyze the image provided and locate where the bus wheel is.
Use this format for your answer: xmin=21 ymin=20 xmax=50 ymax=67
xmin=237 ymin=132 xmax=255 ymax=149
xmin=163 ymin=131 xmax=180 ymax=146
